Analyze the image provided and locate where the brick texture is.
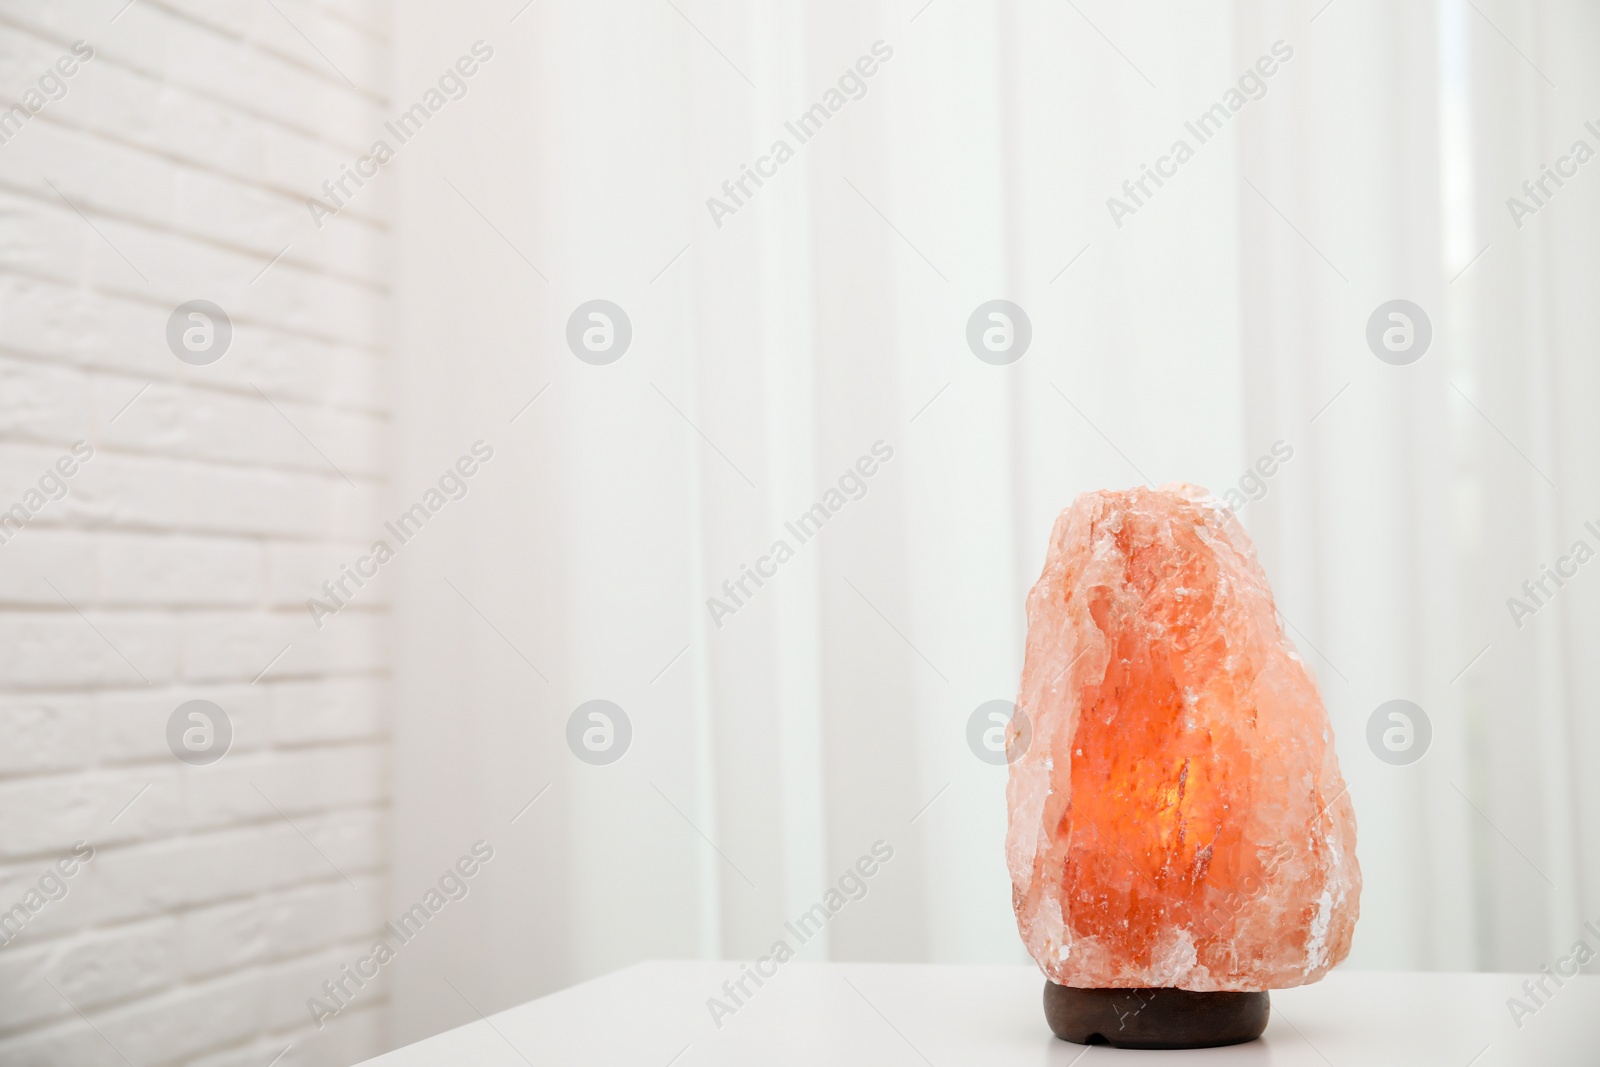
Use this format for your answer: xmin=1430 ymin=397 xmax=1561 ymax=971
xmin=0 ymin=2 xmax=392 ymax=1063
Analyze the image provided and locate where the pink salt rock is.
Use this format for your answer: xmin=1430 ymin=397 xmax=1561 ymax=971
xmin=1006 ymin=484 xmax=1359 ymax=991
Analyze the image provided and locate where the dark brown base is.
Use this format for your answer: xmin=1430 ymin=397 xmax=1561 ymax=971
xmin=1043 ymin=982 xmax=1270 ymax=1050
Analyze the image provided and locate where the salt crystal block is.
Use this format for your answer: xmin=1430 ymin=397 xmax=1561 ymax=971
xmin=1007 ymin=484 xmax=1360 ymax=991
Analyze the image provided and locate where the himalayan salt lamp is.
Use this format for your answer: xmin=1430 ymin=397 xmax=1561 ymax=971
xmin=1006 ymin=484 xmax=1360 ymax=1049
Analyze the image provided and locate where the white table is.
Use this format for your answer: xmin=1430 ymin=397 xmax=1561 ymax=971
xmin=356 ymin=961 xmax=1599 ymax=1065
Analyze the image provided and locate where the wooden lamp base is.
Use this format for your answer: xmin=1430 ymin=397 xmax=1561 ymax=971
xmin=1043 ymin=982 xmax=1270 ymax=1050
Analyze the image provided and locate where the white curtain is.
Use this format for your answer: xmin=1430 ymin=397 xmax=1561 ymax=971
xmin=1236 ymin=0 xmax=1598 ymax=973
xmin=1443 ymin=0 xmax=1600 ymax=967
xmin=385 ymin=0 xmax=1598 ymax=1044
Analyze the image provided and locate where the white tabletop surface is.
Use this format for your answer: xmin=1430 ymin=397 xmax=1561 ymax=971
xmin=356 ymin=960 xmax=1599 ymax=1065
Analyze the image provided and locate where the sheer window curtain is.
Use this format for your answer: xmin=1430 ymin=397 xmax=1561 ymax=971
xmin=1237 ymin=0 xmax=1598 ymax=974
xmin=1446 ymin=0 xmax=1600 ymax=968
xmin=385 ymin=0 xmax=1596 ymax=1047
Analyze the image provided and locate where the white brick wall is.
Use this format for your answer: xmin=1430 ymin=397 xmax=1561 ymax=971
xmin=0 ymin=2 xmax=391 ymax=1064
